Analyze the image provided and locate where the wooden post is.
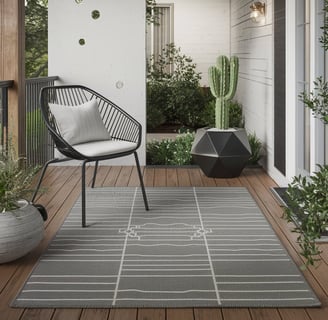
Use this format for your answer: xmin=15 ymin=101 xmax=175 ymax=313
xmin=0 ymin=0 xmax=25 ymax=158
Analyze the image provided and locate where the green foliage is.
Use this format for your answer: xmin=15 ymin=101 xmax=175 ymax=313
xmin=0 ymin=146 xmax=39 ymax=212
xmin=168 ymin=83 xmax=209 ymax=128
xmin=146 ymin=132 xmax=195 ymax=165
xmin=146 ymin=0 xmax=160 ymax=25
xmin=147 ymin=43 xmax=206 ymax=128
xmin=146 ymin=82 xmax=168 ymax=129
xmin=228 ymin=100 xmax=244 ymax=128
xmin=320 ymin=0 xmax=328 ymax=50
xmin=247 ymin=132 xmax=262 ymax=165
xmin=284 ymin=165 xmax=328 ymax=266
xmin=299 ymin=76 xmax=328 ymax=124
xmin=197 ymin=99 xmax=244 ymax=129
xmin=299 ymin=0 xmax=328 ymax=125
xmin=290 ymin=1 xmax=328 ymax=267
xmin=146 ymin=106 xmax=166 ymax=130
xmin=25 ymin=0 xmax=48 ymax=78
xmin=208 ymin=55 xmax=239 ymax=129
xmin=198 ymin=100 xmax=215 ymax=128
xmin=147 ymin=43 xmax=201 ymax=86
xmin=146 ymin=82 xmax=213 ymax=129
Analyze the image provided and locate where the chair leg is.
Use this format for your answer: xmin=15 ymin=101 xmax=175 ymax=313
xmin=31 ymin=158 xmax=59 ymax=203
xmin=134 ymin=152 xmax=149 ymax=211
xmin=82 ymin=161 xmax=88 ymax=227
xmin=91 ymin=161 xmax=99 ymax=188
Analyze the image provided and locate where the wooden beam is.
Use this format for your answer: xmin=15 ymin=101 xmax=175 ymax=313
xmin=0 ymin=0 xmax=25 ymax=158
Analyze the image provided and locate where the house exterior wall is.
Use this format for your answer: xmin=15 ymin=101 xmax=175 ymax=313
xmin=156 ymin=0 xmax=230 ymax=86
xmin=285 ymin=0 xmax=326 ymax=179
xmin=47 ymin=0 xmax=324 ymax=183
xmin=231 ymin=0 xmax=326 ymax=185
xmin=48 ymin=0 xmax=146 ymax=165
xmin=229 ymin=0 xmax=288 ymax=185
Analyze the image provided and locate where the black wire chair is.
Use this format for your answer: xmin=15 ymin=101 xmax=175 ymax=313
xmin=31 ymin=85 xmax=149 ymax=227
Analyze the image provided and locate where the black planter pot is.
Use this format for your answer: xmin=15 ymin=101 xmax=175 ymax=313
xmin=191 ymin=128 xmax=251 ymax=178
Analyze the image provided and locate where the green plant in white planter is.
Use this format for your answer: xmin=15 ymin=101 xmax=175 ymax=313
xmin=0 ymin=147 xmax=46 ymax=264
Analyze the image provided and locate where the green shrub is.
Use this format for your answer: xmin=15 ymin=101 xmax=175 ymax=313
xmin=229 ymin=100 xmax=244 ymax=128
xmin=146 ymin=139 xmax=174 ymax=165
xmin=146 ymin=44 xmax=244 ymax=130
xmin=197 ymin=99 xmax=215 ymax=128
xmin=168 ymin=81 xmax=207 ymax=127
xmin=194 ymin=99 xmax=243 ymax=129
xmin=0 ymin=144 xmax=39 ymax=212
xmin=247 ymin=132 xmax=262 ymax=165
xmin=147 ymin=43 xmax=201 ymax=85
xmin=147 ymin=43 xmax=205 ymax=129
xmin=146 ymin=82 xmax=168 ymax=130
xmin=284 ymin=165 xmax=328 ymax=266
xmin=146 ymin=131 xmax=195 ymax=165
xmin=146 ymin=83 xmax=216 ymax=130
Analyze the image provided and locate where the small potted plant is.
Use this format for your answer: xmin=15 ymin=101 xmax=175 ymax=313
xmin=0 ymin=147 xmax=47 ymax=264
xmin=191 ymin=55 xmax=251 ymax=178
xmin=284 ymin=165 xmax=328 ymax=266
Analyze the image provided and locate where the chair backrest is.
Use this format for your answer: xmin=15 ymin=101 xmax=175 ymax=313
xmin=39 ymin=85 xmax=142 ymax=159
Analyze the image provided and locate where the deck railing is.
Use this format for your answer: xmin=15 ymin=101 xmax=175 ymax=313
xmin=0 ymin=80 xmax=14 ymax=151
xmin=26 ymin=76 xmax=59 ymax=166
xmin=1 ymin=77 xmax=58 ymax=165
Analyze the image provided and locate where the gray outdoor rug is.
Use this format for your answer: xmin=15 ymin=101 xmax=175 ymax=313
xmin=13 ymin=187 xmax=320 ymax=308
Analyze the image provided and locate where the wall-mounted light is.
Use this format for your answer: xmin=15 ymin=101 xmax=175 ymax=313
xmin=250 ymin=2 xmax=266 ymax=23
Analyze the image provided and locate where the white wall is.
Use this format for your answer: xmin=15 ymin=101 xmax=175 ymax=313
xmin=48 ymin=0 xmax=146 ymax=165
xmin=286 ymin=0 xmax=326 ymax=180
xmin=230 ymin=0 xmax=287 ymax=185
xmin=48 ymin=0 xmax=288 ymax=184
xmin=158 ymin=0 xmax=230 ymax=86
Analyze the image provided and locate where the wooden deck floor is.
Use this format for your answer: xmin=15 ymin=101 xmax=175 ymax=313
xmin=1 ymin=166 xmax=328 ymax=320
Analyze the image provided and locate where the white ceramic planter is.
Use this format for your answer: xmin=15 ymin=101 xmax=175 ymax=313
xmin=0 ymin=201 xmax=44 ymax=264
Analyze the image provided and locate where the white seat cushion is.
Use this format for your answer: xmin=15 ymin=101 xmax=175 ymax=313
xmin=49 ymin=99 xmax=111 ymax=145
xmin=72 ymin=140 xmax=138 ymax=157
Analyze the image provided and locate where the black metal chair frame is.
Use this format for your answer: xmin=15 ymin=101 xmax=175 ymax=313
xmin=31 ymin=85 xmax=149 ymax=227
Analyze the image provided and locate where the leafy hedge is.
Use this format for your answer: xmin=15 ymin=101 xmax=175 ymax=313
xmin=146 ymin=131 xmax=195 ymax=165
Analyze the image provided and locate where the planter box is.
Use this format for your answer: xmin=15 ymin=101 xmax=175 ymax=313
xmin=191 ymin=128 xmax=251 ymax=178
xmin=0 ymin=201 xmax=44 ymax=264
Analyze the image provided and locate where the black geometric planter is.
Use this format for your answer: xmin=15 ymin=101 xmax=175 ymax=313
xmin=191 ymin=128 xmax=251 ymax=178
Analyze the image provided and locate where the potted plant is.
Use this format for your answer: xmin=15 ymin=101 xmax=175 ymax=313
xmin=0 ymin=147 xmax=47 ymax=264
xmin=191 ymin=55 xmax=251 ymax=178
xmin=284 ymin=165 xmax=328 ymax=266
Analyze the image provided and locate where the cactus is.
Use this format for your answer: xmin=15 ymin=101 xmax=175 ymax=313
xmin=208 ymin=55 xmax=239 ymax=129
